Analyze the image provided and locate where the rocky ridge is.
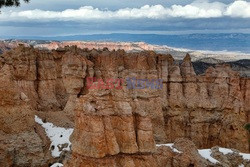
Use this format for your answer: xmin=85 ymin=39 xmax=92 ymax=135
xmin=1 ymin=40 xmax=250 ymax=61
xmin=0 ymin=45 xmax=249 ymax=166
xmin=2 ymin=40 xmax=250 ymax=77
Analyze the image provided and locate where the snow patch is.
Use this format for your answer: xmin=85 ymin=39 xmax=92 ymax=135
xmin=156 ymin=143 xmax=182 ymax=153
xmin=218 ymin=147 xmax=233 ymax=155
xmin=50 ymin=163 xmax=63 ymax=167
xmin=238 ymin=164 xmax=244 ymax=167
xmin=198 ymin=149 xmax=220 ymax=164
xmin=239 ymin=153 xmax=250 ymax=160
xmin=35 ymin=115 xmax=74 ymax=157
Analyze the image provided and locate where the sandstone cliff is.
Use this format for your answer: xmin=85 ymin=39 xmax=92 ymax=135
xmin=0 ymin=45 xmax=249 ymax=166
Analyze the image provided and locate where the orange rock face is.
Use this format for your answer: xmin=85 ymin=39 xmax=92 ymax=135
xmin=64 ymin=88 xmax=157 ymax=166
xmin=0 ymin=47 xmax=51 ymax=166
xmin=0 ymin=45 xmax=249 ymax=166
xmin=35 ymin=41 xmax=158 ymax=53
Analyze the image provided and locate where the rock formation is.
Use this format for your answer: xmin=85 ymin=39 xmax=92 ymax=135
xmin=0 ymin=45 xmax=249 ymax=166
xmin=0 ymin=47 xmax=52 ymax=166
xmin=64 ymin=87 xmax=157 ymax=166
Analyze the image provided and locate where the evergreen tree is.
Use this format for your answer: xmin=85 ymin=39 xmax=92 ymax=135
xmin=0 ymin=0 xmax=30 ymax=9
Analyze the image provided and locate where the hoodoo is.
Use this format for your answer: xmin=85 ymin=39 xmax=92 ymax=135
xmin=0 ymin=46 xmax=249 ymax=166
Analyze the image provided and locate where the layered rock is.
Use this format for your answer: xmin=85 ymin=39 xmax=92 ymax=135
xmin=64 ymin=88 xmax=157 ymax=166
xmin=163 ymin=55 xmax=249 ymax=152
xmin=84 ymin=50 xmax=249 ymax=152
xmin=0 ymin=45 xmax=91 ymax=112
xmin=0 ymin=45 xmax=249 ymax=166
xmin=0 ymin=54 xmax=51 ymax=166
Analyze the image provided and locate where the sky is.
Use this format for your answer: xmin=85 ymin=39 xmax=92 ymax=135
xmin=0 ymin=0 xmax=250 ymax=36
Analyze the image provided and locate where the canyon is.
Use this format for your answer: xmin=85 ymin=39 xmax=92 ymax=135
xmin=0 ymin=45 xmax=249 ymax=166
xmin=1 ymin=40 xmax=250 ymax=78
xmin=2 ymin=40 xmax=250 ymax=61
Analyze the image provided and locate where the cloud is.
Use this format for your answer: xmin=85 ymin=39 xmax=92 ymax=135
xmin=0 ymin=0 xmax=250 ymax=21
xmin=224 ymin=0 xmax=250 ymax=18
xmin=168 ymin=1 xmax=226 ymax=18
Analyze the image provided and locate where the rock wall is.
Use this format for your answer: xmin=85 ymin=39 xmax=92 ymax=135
xmin=64 ymin=89 xmax=216 ymax=167
xmin=0 ymin=45 xmax=249 ymax=166
xmin=0 ymin=50 xmax=51 ymax=166
xmin=64 ymin=88 xmax=158 ymax=166
xmin=79 ymin=48 xmax=249 ymax=152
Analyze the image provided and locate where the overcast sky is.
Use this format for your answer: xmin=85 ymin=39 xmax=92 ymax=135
xmin=0 ymin=0 xmax=250 ymax=36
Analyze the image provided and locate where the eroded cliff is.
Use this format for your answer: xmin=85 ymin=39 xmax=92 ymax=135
xmin=0 ymin=45 xmax=249 ymax=166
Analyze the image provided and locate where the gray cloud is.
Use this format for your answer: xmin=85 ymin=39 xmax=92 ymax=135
xmin=0 ymin=0 xmax=250 ymax=22
xmin=1 ymin=17 xmax=250 ymax=37
xmin=0 ymin=0 xmax=249 ymax=37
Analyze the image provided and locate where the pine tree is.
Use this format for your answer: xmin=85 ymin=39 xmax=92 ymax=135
xmin=0 ymin=0 xmax=30 ymax=9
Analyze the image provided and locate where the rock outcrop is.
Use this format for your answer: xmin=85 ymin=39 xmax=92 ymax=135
xmin=0 ymin=50 xmax=52 ymax=166
xmin=64 ymin=88 xmax=158 ymax=166
xmin=0 ymin=45 xmax=249 ymax=166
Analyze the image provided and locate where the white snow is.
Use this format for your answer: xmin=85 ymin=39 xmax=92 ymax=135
xmin=218 ymin=147 xmax=233 ymax=155
xmin=198 ymin=149 xmax=220 ymax=164
xmin=156 ymin=144 xmax=250 ymax=164
xmin=239 ymin=153 xmax=250 ymax=160
xmin=198 ymin=147 xmax=250 ymax=164
xmin=35 ymin=115 xmax=74 ymax=158
xmin=50 ymin=163 xmax=63 ymax=167
xmin=218 ymin=147 xmax=250 ymax=161
xmin=156 ymin=143 xmax=182 ymax=153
